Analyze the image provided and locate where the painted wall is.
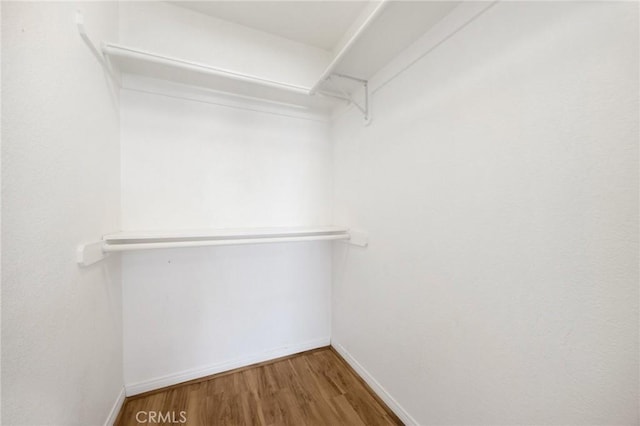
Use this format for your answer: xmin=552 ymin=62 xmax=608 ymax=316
xmin=120 ymin=87 xmax=331 ymax=231
xmin=118 ymin=2 xmax=330 ymax=89
xmin=332 ymin=2 xmax=639 ymax=425
xmin=120 ymin=86 xmax=333 ymax=392
xmin=1 ymin=2 xmax=123 ymax=425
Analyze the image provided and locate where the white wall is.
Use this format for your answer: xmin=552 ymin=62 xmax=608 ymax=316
xmin=1 ymin=2 xmax=123 ymax=425
xmin=120 ymin=88 xmax=331 ymax=231
xmin=3 ymin=1 xmax=637 ymax=423
xmin=118 ymin=2 xmax=330 ymax=89
xmin=120 ymin=87 xmax=333 ymax=392
xmin=332 ymin=2 xmax=639 ymax=425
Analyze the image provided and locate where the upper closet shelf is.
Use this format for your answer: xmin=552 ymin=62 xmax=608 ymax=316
xmin=79 ymin=2 xmax=462 ymax=116
xmin=324 ymin=2 xmax=460 ymax=83
xmin=102 ymin=44 xmax=337 ymax=111
xmin=311 ymin=1 xmax=461 ymax=92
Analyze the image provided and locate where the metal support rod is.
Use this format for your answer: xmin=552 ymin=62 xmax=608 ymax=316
xmin=331 ymin=73 xmax=368 ymax=84
xmin=364 ymin=80 xmax=369 ymax=121
xmin=322 ymin=73 xmax=369 ymax=121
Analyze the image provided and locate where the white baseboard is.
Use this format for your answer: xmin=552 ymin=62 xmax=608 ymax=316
xmin=125 ymin=337 xmax=330 ymax=396
xmin=331 ymin=341 xmax=419 ymax=426
xmin=104 ymin=386 xmax=126 ymax=426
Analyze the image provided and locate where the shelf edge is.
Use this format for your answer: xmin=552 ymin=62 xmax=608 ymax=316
xmin=103 ymin=43 xmax=313 ymax=96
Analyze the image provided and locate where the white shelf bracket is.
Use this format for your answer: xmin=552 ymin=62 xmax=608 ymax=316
xmin=77 ymin=241 xmax=109 ymax=267
xmin=347 ymin=230 xmax=369 ymax=247
xmin=76 ymin=11 xmax=120 ymax=86
xmin=319 ymin=73 xmax=370 ymax=122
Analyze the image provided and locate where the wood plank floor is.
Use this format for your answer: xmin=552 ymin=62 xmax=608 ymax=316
xmin=116 ymin=347 xmax=403 ymax=426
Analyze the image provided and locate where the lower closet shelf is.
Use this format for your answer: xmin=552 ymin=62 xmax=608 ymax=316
xmin=104 ymin=226 xmax=350 ymax=251
xmin=77 ymin=226 xmax=366 ymax=266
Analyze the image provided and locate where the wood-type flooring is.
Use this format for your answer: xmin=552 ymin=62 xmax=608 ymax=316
xmin=116 ymin=347 xmax=403 ymax=426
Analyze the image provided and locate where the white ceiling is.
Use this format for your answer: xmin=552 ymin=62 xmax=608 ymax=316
xmin=170 ymin=1 xmax=369 ymax=51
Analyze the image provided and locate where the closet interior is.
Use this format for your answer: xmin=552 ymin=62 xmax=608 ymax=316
xmin=2 ymin=1 xmax=637 ymax=425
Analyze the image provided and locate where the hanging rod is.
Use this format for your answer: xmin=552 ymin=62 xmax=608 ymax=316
xmin=77 ymin=227 xmax=368 ymax=266
xmin=102 ymin=234 xmax=349 ymax=252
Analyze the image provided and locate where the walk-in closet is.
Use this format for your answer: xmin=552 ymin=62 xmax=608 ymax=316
xmin=2 ymin=1 xmax=638 ymax=425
